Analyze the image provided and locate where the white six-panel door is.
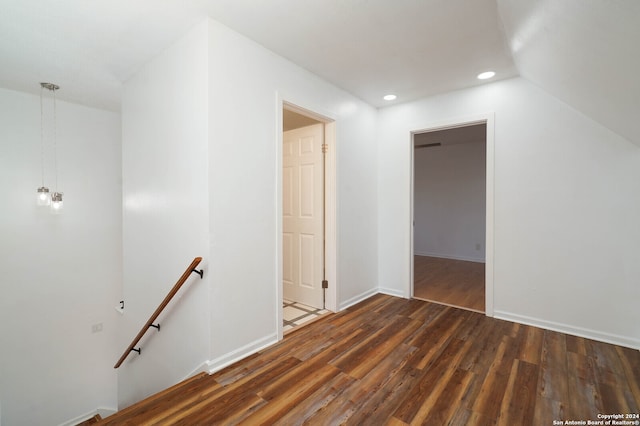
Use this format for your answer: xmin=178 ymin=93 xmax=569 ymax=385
xmin=283 ymin=123 xmax=324 ymax=309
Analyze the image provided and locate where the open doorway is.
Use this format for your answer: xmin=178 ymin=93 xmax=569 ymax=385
xmin=412 ymin=123 xmax=487 ymax=313
xmin=281 ymin=105 xmax=335 ymax=334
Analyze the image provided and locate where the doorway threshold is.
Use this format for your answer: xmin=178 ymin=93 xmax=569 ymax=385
xmin=283 ymin=299 xmax=330 ymax=335
xmin=412 ymin=296 xmax=485 ymax=315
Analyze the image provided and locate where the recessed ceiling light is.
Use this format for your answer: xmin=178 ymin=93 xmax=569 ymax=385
xmin=383 ymin=94 xmax=397 ymax=101
xmin=477 ymin=71 xmax=496 ymax=80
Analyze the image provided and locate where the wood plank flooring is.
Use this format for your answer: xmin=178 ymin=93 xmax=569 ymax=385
xmin=101 ymin=294 xmax=640 ymax=425
xmin=414 ymin=255 xmax=485 ymax=312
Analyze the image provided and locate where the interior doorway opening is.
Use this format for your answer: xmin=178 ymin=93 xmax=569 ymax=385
xmin=280 ymin=103 xmax=336 ymax=336
xmin=412 ymin=123 xmax=487 ymax=313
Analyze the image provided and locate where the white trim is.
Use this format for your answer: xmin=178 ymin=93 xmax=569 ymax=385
xmin=413 ymin=251 xmax=485 ymax=263
xmin=379 ymin=287 xmax=405 ymax=298
xmin=97 ymin=408 xmax=117 ymax=420
xmin=410 ymin=128 xmax=415 ymax=300
xmin=409 ymin=112 xmax=495 ymax=317
xmin=58 ymin=408 xmax=117 ymax=426
xmin=275 ymin=98 xmax=284 ymax=342
xmin=185 ymin=359 xmax=215 ymax=378
xmin=275 ymin=92 xmax=338 ymax=343
xmin=495 ymin=310 xmax=640 ymax=350
xmin=324 ymin=121 xmax=337 ymax=314
xmin=281 ymin=97 xmax=335 ymax=123
xmin=485 ymin=113 xmax=495 ymax=317
xmin=204 ymin=333 xmax=278 ymax=374
xmin=339 ymin=288 xmax=379 ymax=311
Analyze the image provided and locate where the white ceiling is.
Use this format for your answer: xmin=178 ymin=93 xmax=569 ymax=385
xmin=204 ymin=0 xmax=519 ymax=108
xmin=497 ymin=0 xmax=640 ymax=145
xmin=0 ymin=0 xmax=517 ymax=111
xmin=1 ymin=0 xmax=638 ymax=144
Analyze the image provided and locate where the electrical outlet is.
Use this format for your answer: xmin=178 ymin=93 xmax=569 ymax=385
xmin=92 ymin=323 xmax=103 ymax=333
xmin=475 ymin=243 xmax=481 ymax=251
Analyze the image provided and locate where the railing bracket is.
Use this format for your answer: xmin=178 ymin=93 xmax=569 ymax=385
xmin=131 ymin=347 xmax=141 ymax=355
xmin=114 ymin=257 xmax=203 ymax=368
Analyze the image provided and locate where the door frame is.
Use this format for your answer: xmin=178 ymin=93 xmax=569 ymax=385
xmin=275 ymin=94 xmax=337 ymax=341
xmin=409 ymin=113 xmax=495 ymax=316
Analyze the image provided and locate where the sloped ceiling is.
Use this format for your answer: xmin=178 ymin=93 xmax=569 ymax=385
xmin=0 ymin=1 xmax=637 ymax=146
xmin=0 ymin=0 xmax=206 ymax=110
xmin=0 ymin=0 xmax=517 ymax=111
xmin=202 ymin=0 xmax=518 ymax=108
xmin=497 ymin=0 xmax=640 ymax=145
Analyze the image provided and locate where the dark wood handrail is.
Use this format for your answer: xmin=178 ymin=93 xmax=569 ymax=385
xmin=114 ymin=257 xmax=203 ymax=368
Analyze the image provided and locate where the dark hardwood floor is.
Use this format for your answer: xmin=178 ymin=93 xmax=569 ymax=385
xmin=414 ymin=255 xmax=485 ymax=312
xmin=101 ymin=294 xmax=640 ymax=425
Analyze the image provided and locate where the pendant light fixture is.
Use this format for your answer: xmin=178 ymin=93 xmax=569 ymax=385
xmin=37 ymin=83 xmax=52 ymax=206
xmin=37 ymin=82 xmax=63 ymax=214
xmin=51 ymin=191 xmax=63 ymax=213
xmin=36 ymin=186 xmax=50 ymax=206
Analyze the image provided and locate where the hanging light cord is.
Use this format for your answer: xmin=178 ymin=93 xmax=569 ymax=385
xmin=52 ymin=86 xmax=58 ymax=192
xmin=40 ymin=85 xmax=45 ymax=187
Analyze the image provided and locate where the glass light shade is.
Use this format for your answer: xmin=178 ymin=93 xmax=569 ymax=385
xmin=50 ymin=192 xmax=63 ymax=214
xmin=37 ymin=187 xmax=50 ymax=206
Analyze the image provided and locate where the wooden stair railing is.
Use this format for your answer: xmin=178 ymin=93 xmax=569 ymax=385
xmin=114 ymin=257 xmax=204 ymax=368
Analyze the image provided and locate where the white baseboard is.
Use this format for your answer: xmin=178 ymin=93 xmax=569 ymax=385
xmin=97 ymin=408 xmax=118 ymax=419
xmin=203 ymin=333 xmax=278 ymax=375
xmin=199 ymin=289 xmax=403 ymax=377
xmin=494 ymin=310 xmax=640 ymax=350
xmin=185 ymin=359 xmax=215 ymax=379
xmin=379 ymin=287 xmax=405 ymax=298
xmin=339 ymin=288 xmax=379 ymax=311
xmin=414 ymin=251 xmax=484 ymax=263
xmin=59 ymin=407 xmax=117 ymax=426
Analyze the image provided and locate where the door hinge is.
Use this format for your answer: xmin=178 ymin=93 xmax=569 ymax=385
xmin=322 ymin=279 xmax=328 ymax=289
xmin=322 ymin=143 xmax=328 ymax=154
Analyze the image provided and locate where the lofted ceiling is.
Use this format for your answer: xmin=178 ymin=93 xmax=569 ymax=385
xmin=497 ymin=0 xmax=640 ymax=144
xmin=0 ymin=1 xmax=638 ymax=144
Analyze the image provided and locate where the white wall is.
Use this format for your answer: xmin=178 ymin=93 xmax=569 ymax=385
xmin=414 ymin=140 xmax=486 ymax=262
xmin=206 ymin=19 xmax=379 ymax=368
xmin=378 ymin=77 xmax=640 ymax=349
xmin=0 ymin=88 xmax=121 ymax=425
xmin=119 ymin=16 xmax=378 ymax=409
xmin=120 ymin=22 xmax=211 ymax=407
